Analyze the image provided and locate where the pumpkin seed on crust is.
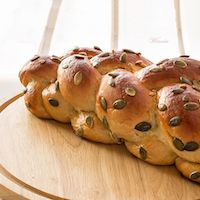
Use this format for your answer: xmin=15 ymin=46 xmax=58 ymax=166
xmin=108 ymin=72 xmax=119 ymax=78
xmin=184 ymin=102 xmax=199 ymax=111
xmin=119 ymin=52 xmax=127 ymax=63
xmin=102 ymin=116 xmax=109 ymax=129
xmin=190 ymin=171 xmax=200 ymax=179
xmin=135 ymin=122 xmax=152 ymax=132
xmin=139 ymin=147 xmax=147 ymax=160
xmin=48 ymin=98 xmax=59 ymax=107
xmin=168 ymin=116 xmax=182 ymax=127
xmin=149 ymin=67 xmax=162 ymax=73
xmin=113 ymin=99 xmax=127 ymax=109
xmin=174 ymin=60 xmax=187 ymax=68
xmin=86 ymin=116 xmax=94 ymax=128
xmin=172 ymin=137 xmax=184 ymax=151
xmin=184 ymin=141 xmax=199 ymax=151
xmin=158 ymin=103 xmax=167 ymax=111
xmin=100 ymin=96 xmax=107 ymax=111
xmin=182 ymin=95 xmax=189 ymax=102
xmin=94 ymin=46 xmax=102 ymax=51
xmin=74 ymin=71 xmax=83 ymax=85
xmin=108 ymin=78 xmax=115 ymax=87
xmin=172 ymin=88 xmax=185 ymax=94
xmin=30 ymin=55 xmax=40 ymax=62
xmin=179 ymin=76 xmax=192 ymax=85
xmin=125 ymin=87 xmax=136 ymax=97
xmin=99 ymin=52 xmax=110 ymax=57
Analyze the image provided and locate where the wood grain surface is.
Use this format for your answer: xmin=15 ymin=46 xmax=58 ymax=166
xmin=0 ymin=96 xmax=199 ymax=200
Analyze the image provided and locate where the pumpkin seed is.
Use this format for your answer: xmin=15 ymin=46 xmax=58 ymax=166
xmin=75 ymin=127 xmax=83 ymax=137
xmin=172 ymin=88 xmax=185 ymax=94
xmin=100 ymin=96 xmax=107 ymax=111
xmin=79 ymin=52 xmax=87 ymax=56
xmin=135 ymin=60 xmax=146 ymax=67
xmin=192 ymin=80 xmax=200 ymax=85
xmin=51 ymin=55 xmax=61 ymax=63
xmin=135 ymin=60 xmax=144 ymax=66
xmin=113 ymin=99 xmax=127 ymax=109
xmin=108 ymin=78 xmax=115 ymax=87
xmin=139 ymin=147 xmax=147 ymax=160
xmin=158 ymin=103 xmax=167 ymax=111
xmin=157 ymin=59 xmax=169 ymax=65
xmin=99 ymin=52 xmax=110 ymax=57
xmin=149 ymin=67 xmax=162 ymax=73
xmin=192 ymin=80 xmax=200 ymax=92
xmin=192 ymin=85 xmax=200 ymax=92
xmin=109 ymin=132 xmax=123 ymax=144
xmin=180 ymin=76 xmax=192 ymax=85
xmin=55 ymin=81 xmax=59 ymax=91
xmin=48 ymin=98 xmax=59 ymax=107
xmin=86 ymin=116 xmax=94 ymax=128
xmin=30 ymin=55 xmax=40 ymax=62
xmin=173 ymin=137 xmax=184 ymax=151
xmin=72 ymin=46 xmax=79 ymax=51
xmin=125 ymin=87 xmax=136 ymax=97
xmin=122 ymin=49 xmax=136 ymax=54
xmin=62 ymin=63 xmax=69 ymax=69
xmin=39 ymin=59 xmax=46 ymax=64
xmin=119 ymin=52 xmax=127 ymax=63
xmin=182 ymin=95 xmax=189 ymax=102
xmin=75 ymin=55 xmax=85 ymax=59
xmin=190 ymin=171 xmax=200 ymax=179
xmin=92 ymin=61 xmax=99 ymax=68
xmin=135 ymin=60 xmax=143 ymax=65
xmin=174 ymin=60 xmax=187 ymax=68
xmin=102 ymin=116 xmax=109 ymax=129
xmin=108 ymin=72 xmax=119 ymax=78
xmin=74 ymin=71 xmax=83 ymax=85
xmin=180 ymin=85 xmax=187 ymax=90
xmin=94 ymin=46 xmax=102 ymax=51
xmin=179 ymin=55 xmax=190 ymax=58
xmin=168 ymin=116 xmax=182 ymax=126
xmin=135 ymin=122 xmax=152 ymax=132
xmin=184 ymin=102 xmax=199 ymax=111
xmin=184 ymin=141 xmax=199 ymax=151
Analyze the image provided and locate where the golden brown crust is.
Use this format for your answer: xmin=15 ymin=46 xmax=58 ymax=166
xmin=175 ymin=157 xmax=200 ymax=183
xmin=125 ymin=136 xmax=177 ymax=165
xmin=96 ymin=69 xmax=156 ymax=142
xmin=42 ymin=82 xmax=75 ymax=123
xmin=71 ymin=111 xmax=115 ymax=144
xmin=19 ymin=50 xmax=200 ymax=184
xmin=91 ymin=50 xmax=152 ymax=75
xmin=24 ymin=82 xmax=51 ymax=118
xmin=135 ymin=57 xmax=200 ymax=90
xmin=63 ymin=46 xmax=102 ymax=59
xmin=158 ymin=84 xmax=200 ymax=162
xmin=57 ymin=55 xmax=101 ymax=111
xmin=19 ymin=56 xmax=59 ymax=86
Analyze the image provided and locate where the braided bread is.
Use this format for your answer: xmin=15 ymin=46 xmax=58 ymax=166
xmin=19 ymin=47 xmax=200 ymax=183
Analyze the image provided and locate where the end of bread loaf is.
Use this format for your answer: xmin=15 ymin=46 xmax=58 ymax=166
xmin=158 ymin=83 xmax=200 ymax=163
xmin=135 ymin=57 xmax=200 ymax=90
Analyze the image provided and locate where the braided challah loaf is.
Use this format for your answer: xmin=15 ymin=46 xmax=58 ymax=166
xmin=19 ymin=47 xmax=200 ymax=183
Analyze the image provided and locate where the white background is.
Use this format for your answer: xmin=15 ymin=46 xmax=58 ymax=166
xmin=0 ymin=0 xmax=199 ymax=81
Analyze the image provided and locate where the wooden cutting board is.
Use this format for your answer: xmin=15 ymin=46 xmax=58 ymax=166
xmin=0 ymin=97 xmax=199 ymax=200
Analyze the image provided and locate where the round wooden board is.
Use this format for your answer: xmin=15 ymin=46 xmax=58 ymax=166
xmin=0 ymin=98 xmax=199 ymax=200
